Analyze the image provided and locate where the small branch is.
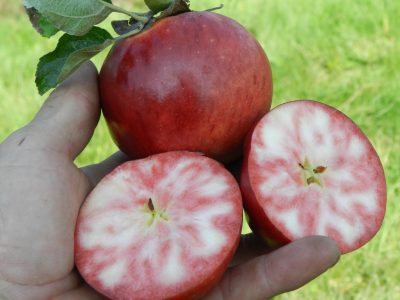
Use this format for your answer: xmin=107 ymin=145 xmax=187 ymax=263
xmin=114 ymin=23 xmax=145 ymax=41
xmin=205 ymin=4 xmax=224 ymax=12
xmin=98 ymin=0 xmax=149 ymax=23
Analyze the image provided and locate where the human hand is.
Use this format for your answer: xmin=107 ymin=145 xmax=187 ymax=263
xmin=0 ymin=62 xmax=340 ymax=300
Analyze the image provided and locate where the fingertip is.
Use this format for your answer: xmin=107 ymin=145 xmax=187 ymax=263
xmin=59 ymin=61 xmax=98 ymax=89
xmin=320 ymin=236 xmax=341 ymax=266
xmin=48 ymin=60 xmax=99 ymax=113
xmin=301 ymin=236 xmax=341 ymax=267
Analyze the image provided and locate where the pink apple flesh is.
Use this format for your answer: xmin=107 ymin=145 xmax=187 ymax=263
xmin=75 ymin=151 xmax=243 ymax=300
xmin=241 ymin=100 xmax=386 ymax=254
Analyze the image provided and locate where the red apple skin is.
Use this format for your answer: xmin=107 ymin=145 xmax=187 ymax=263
xmin=241 ymin=145 xmax=291 ymax=247
xmin=99 ymin=11 xmax=273 ymax=163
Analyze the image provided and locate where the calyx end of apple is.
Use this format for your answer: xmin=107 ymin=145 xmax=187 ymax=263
xmin=148 ymin=198 xmax=155 ymax=212
xmin=145 ymin=198 xmax=169 ymax=226
xmin=298 ymin=158 xmax=327 ymax=187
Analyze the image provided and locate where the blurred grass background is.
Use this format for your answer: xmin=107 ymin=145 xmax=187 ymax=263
xmin=0 ymin=0 xmax=399 ymax=299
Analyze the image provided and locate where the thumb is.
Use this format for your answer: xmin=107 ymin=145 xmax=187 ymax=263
xmin=29 ymin=61 xmax=100 ymax=160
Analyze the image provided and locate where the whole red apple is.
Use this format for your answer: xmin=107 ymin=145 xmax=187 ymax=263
xmin=99 ymin=11 xmax=272 ymax=163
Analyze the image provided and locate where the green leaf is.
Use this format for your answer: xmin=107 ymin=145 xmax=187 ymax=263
xmin=25 ymin=7 xmax=59 ymax=38
xmin=36 ymin=27 xmax=114 ymax=95
xmin=38 ymin=14 xmax=60 ymax=37
xmin=24 ymin=0 xmax=114 ymax=36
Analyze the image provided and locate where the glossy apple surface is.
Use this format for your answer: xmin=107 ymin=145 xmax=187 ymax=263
xmin=99 ymin=11 xmax=272 ymax=163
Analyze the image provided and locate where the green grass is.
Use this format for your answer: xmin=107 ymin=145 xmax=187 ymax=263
xmin=1 ymin=1 xmax=399 ymax=299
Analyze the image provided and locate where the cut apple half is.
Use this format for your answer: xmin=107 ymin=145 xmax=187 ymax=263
xmin=241 ymin=100 xmax=386 ymax=254
xmin=75 ymin=151 xmax=243 ymax=300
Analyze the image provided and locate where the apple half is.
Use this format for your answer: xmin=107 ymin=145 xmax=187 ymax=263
xmin=75 ymin=151 xmax=243 ymax=300
xmin=241 ymin=100 xmax=386 ymax=254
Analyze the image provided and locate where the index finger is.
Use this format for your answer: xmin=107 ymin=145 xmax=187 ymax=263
xmin=204 ymin=236 xmax=340 ymax=300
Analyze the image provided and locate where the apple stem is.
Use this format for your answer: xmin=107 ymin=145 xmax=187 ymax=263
xmin=148 ymin=198 xmax=155 ymax=212
xmin=115 ymin=24 xmax=145 ymax=41
xmin=98 ymin=0 xmax=150 ymax=23
xmin=205 ymin=4 xmax=224 ymax=12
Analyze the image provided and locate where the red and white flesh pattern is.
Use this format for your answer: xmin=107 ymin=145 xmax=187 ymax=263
xmin=75 ymin=151 xmax=243 ymax=300
xmin=241 ymin=100 xmax=386 ymax=254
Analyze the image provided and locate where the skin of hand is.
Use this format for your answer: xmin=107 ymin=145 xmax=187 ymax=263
xmin=0 ymin=62 xmax=340 ymax=300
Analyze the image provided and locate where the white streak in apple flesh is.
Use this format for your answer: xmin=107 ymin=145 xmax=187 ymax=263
xmin=98 ymin=259 xmax=126 ymax=288
xmin=243 ymin=100 xmax=386 ymax=253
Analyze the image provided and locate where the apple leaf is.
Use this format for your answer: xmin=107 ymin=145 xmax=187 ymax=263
xmin=25 ymin=6 xmax=59 ymax=38
xmin=36 ymin=27 xmax=114 ymax=95
xmin=24 ymin=0 xmax=114 ymax=36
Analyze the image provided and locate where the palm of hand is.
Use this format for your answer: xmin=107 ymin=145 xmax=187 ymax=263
xmin=0 ymin=142 xmax=90 ymax=293
xmin=0 ymin=63 xmax=106 ymax=299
